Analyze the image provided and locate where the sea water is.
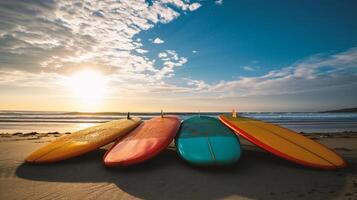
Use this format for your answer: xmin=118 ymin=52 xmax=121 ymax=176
xmin=0 ymin=111 xmax=356 ymax=133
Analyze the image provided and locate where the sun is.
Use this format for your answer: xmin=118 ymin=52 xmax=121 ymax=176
xmin=68 ymin=70 xmax=107 ymax=110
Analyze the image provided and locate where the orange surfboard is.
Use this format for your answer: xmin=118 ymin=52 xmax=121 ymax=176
xmin=104 ymin=115 xmax=181 ymax=166
xmin=219 ymin=115 xmax=347 ymax=169
xmin=26 ymin=118 xmax=141 ymax=163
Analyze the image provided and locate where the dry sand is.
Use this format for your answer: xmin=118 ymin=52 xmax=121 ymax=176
xmin=0 ymin=133 xmax=357 ymax=200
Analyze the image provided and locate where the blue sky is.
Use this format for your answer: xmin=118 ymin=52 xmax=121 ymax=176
xmin=0 ymin=0 xmax=356 ymax=112
xmin=140 ymin=0 xmax=357 ymax=82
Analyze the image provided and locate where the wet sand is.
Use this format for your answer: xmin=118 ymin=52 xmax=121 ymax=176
xmin=0 ymin=132 xmax=357 ymax=200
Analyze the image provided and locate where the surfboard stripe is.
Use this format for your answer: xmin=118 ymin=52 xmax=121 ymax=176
xmin=219 ymin=115 xmax=347 ymax=169
xmin=206 ymin=137 xmax=216 ymax=162
xmin=219 ymin=117 xmax=332 ymax=168
xmin=176 ymin=116 xmax=241 ymax=166
xmin=249 ymin=121 xmax=337 ymax=167
xmin=252 ymin=120 xmax=346 ymax=167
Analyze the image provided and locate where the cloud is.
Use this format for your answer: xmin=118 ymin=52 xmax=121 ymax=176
xmin=161 ymin=0 xmax=201 ymax=11
xmin=186 ymin=79 xmax=210 ymax=91
xmin=1 ymin=0 xmax=356 ymax=106
xmin=0 ymin=0 xmax=202 ymax=91
xmin=152 ymin=37 xmax=165 ymax=44
xmin=156 ymin=50 xmax=187 ymax=79
xmin=158 ymin=52 xmax=168 ymax=58
xmin=194 ymin=48 xmax=357 ymax=96
xmin=215 ymin=0 xmax=223 ymax=5
xmin=135 ymin=49 xmax=149 ymax=54
xmin=188 ymin=3 xmax=202 ymax=11
xmin=0 ymin=70 xmax=61 ymax=88
xmin=133 ymin=47 xmax=356 ymax=97
xmin=192 ymin=50 xmax=197 ymax=54
xmin=242 ymin=66 xmax=257 ymax=71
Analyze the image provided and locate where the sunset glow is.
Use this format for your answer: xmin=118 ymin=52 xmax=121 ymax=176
xmin=67 ymin=70 xmax=107 ymax=111
xmin=0 ymin=1 xmax=356 ymax=112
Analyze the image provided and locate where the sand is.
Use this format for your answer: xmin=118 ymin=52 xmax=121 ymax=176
xmin=0 ymin=132 xmax=357 ymax=200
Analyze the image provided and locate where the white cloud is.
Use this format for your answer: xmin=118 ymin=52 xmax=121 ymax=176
xmin=242 ymin=66 xmax=257 ymax=71
xmin=153 ymin=37 xmax=165 ymax=44
xmin=192 ymin=48 xmax=357 ymax=96
xmin=0 ymin=70 xmax=61 ymax=88
xmin=188 ymin=3 xmax=202 ymax=11
xmin=156 ymin=50 xmax=187 ymax=79
xmin=0 ymin=0 xmax=202 ymax=93
xmin=1 ymin=0 xmax=356 ymax=105
xmin=161 ymin=0 xmax=202 ymax=11
xmin=166 ymin=50 xmax=179 ymax=60
xmin=131 ymin=47 xmax=357 ymax=96
xmin=215 ymin=0 xmax=223 ymax=5
xmin=158 ymin=52 xmax=168 ymax=58
xmin=135 ymin=49 xmax=149 ymax=54
xmin=186 ymin=79 xmax=210 ymax=91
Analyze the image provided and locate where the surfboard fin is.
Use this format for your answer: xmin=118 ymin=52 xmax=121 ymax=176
xmin=232 ymin=109 xmax=237 ymax=118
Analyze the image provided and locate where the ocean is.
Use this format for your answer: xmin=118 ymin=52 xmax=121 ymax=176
xmin=0 ymin=111 xmax=356 ymax=134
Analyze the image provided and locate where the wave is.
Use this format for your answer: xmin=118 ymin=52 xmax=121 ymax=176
xmin=0 ymin=110 xmax=356 ymax=133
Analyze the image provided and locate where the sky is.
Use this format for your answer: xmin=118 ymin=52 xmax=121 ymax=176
xmin=0 ymin=0 xmax=357 ymax=112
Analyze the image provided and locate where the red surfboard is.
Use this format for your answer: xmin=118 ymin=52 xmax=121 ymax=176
xmin=104 ymin=115 xmax=181 ymax=166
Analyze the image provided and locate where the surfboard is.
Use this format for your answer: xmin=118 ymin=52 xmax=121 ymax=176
xmin=176 ymin=116 xmax=241 ymax=166
xmin=219 ymin=115 xmax=347 ymax=169
xmin=26 ymin=117 xmax=141 ymax=163
xmin=104 ymin=115 xmax=181 ymax=166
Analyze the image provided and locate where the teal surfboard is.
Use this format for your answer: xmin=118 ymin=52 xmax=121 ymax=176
xmin=176 ymin=116 xmax=241 ymax=166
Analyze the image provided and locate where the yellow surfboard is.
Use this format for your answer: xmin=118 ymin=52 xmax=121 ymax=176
xmin=26 ymin=118 xmax=141 ymax=163
xmin=219 ymin=115 xmax=347 ymax=169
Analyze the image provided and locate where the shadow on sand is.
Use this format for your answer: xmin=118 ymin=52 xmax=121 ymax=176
xmin=16 ymin=146 xmax=349 ymax=199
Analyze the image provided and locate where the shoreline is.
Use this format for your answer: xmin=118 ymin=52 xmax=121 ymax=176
xmin=1 ymin=130 xmax=356 ymax=138
xmin=1 ymin=111 xmax=357 ymax=134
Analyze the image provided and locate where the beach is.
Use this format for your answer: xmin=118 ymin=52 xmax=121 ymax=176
xmin=1 ymin=0 xmax=357 ymax=199
xmin=0 ymin=132 xmax=357 ymax=200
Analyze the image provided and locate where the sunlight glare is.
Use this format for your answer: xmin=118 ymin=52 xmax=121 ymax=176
xmin=68 ymin=70 xmax=107 ymax=110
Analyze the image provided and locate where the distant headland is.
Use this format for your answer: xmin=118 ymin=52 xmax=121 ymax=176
xmin=322 ymin=107 xmax=357 ymax=113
